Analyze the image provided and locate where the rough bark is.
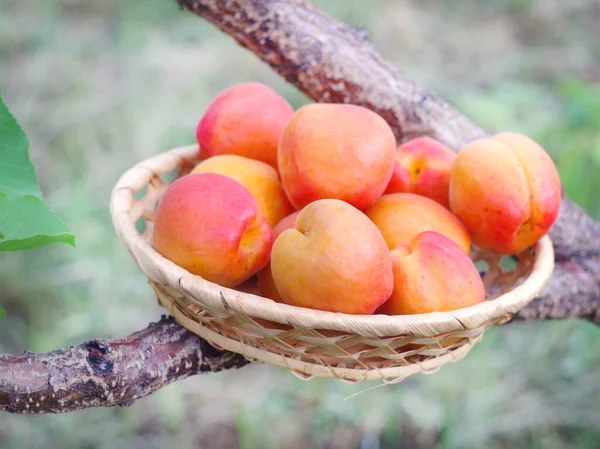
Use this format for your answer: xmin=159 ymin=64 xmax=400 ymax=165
xmin=516 ymin=199 xmax=600 ymax=322
xmin=176 ymin=0 xmax=487 ymax=148
xmin=1 ymin=0 xmax=599 ymax=415
xmin=0 ymin=316 xmax=248 ymax=414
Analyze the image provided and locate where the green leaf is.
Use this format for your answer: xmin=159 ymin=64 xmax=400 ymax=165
xmin=0 ymin=89 xmax=75 ymax=251
xmin=0 ymin=308 xmax=4 ymax=322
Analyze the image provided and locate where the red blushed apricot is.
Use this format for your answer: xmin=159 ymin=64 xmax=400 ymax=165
xmin=192 ymin=155 xmax=294 ymax=228
xmin=196 ymin=83 xmax=294 ymax=168
xmin=385 ymin=137 xmax=456 ymax=208
xmin=492 ymin=133 xmax=562 ymax=251
xmin=365 ymin=193 xmax=471 ymax=254
xmin=271 ymin=199 xmax=394 ymax=314
xmin=153 ymin=173 xmax=273 ymax=288
xmin=258 ymin=210 xmax=301 ymax=303
xmin=272 ymin=211 xmax=300 ymax=238
xmin=376 ymin=232 xmax=485 ymax=315
xmin=278 ymin=104 xmax=396 ymax=211
xmin=449 ymin=132 xmax=561 ymax=254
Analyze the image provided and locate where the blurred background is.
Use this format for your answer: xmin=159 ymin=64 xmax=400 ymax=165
xmin=1 ymin=0 xmax=599 ymax=448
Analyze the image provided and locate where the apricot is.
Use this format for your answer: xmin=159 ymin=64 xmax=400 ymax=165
xmin=376 ymin=232 xmax=485 ymax=315
xmin=196 ymin=83 xmax=294 ymax=168
xmin=271 ymin=199 xmax=394 ymax=314
xmin=152 ymin=173 xmax=273 ymax=288
xmin=385 ymin=137 xmax=456 ymax=208
xmin=449 ymin=132 xmax=561 ymax=254
xmin=278 ymin=103 xmax=396 ymax=211
xmin=257 ymin=211 xmax=300 ymax=303
xmin=192 ymin=155 xmax=294 ymax=228
xmin=364 ymin=193 xmax=471 ymax=254
xmin=272 ymin=210 xmax=300 ymax=237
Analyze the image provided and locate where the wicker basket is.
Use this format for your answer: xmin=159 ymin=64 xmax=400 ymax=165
xmin=110 ymin=144 xmax=555 ymax=383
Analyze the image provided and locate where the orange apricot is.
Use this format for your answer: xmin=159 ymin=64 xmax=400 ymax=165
xmin=278 ymin=103 xmax=396 ymax=211
xmin=449 ymin=132 xmax=561 ymax=254
xmin=196 ymin=83 xmax=294 ymax=168
xmin=365 ymin=193 xmax=471 ymax=254
xmin=271 ymin=199 xmax=394 ymax=314
xmin=152 ymin=173 xmax=273 ymax=288
xmin=376 ymin=232 xmax=485 ymax=315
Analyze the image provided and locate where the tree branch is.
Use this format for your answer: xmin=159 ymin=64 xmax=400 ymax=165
xmin=1 ymin=0 xmax=599 ymax=415
xmin=516 ymin=199 xmax=600 ymax=322
xmin=176 ymin=0 xmax=487 ymax=149
xmin=0 ymin=316 xmax=248 ymax=414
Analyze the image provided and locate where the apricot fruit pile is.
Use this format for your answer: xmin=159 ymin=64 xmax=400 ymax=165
xmin=152 ymin=82 xmax=562 ymax=316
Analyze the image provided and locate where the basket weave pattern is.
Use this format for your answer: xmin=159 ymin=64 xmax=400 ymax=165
xmin=111 ymin=145 xmax=555 ymax=382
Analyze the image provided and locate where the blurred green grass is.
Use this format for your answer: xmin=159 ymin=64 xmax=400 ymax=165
xmin=0 ymin=1 xmax=599 ymax=448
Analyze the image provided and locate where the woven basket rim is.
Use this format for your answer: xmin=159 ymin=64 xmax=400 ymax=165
xmin=110 ymin=144 xmax=555 ymax=337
